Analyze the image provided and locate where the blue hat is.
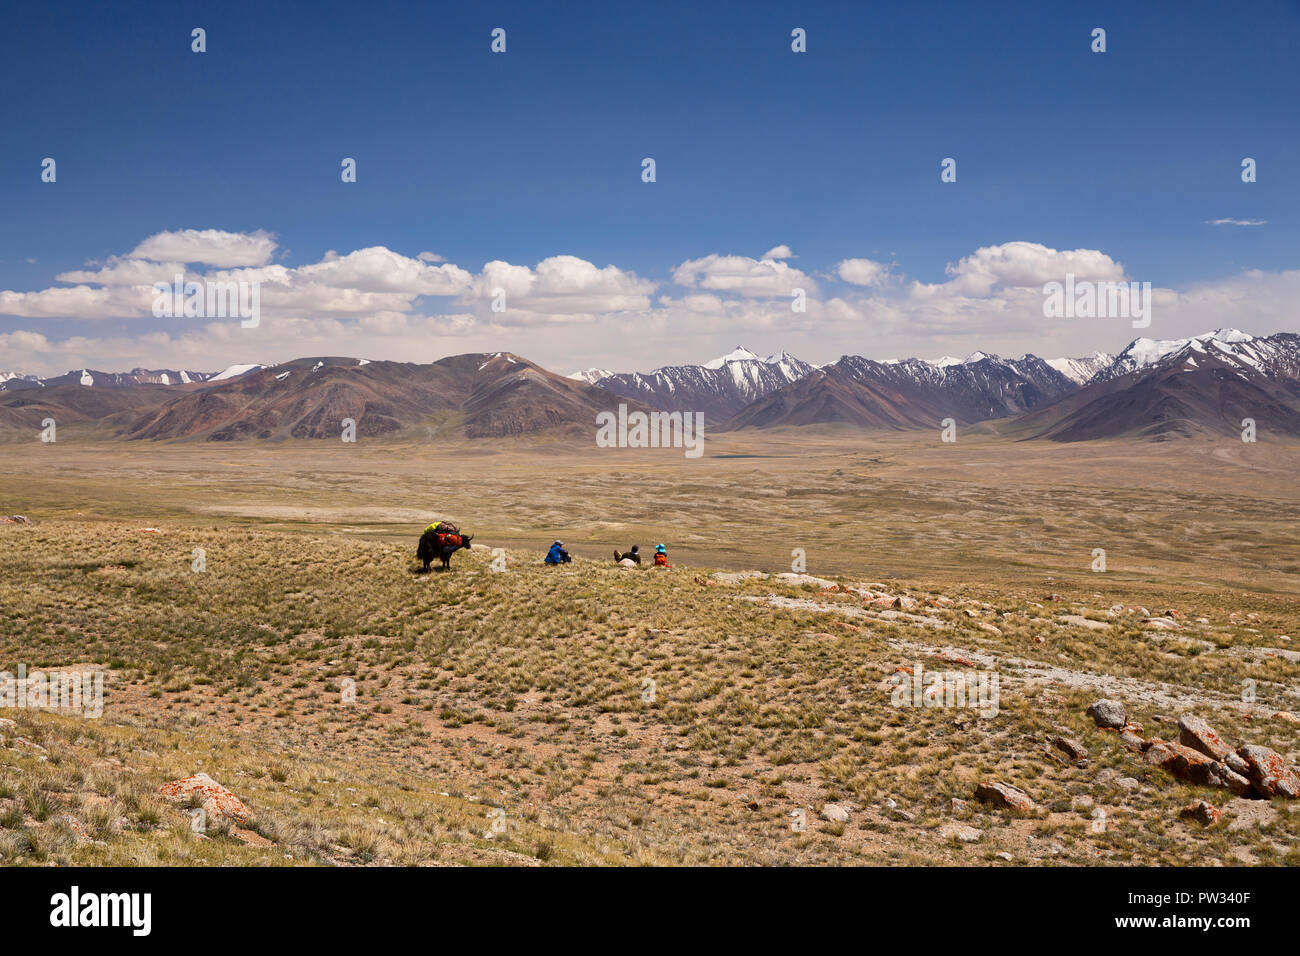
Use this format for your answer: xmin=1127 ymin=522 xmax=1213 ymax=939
xmin=655 ymin=543 xmax=666 ymax=552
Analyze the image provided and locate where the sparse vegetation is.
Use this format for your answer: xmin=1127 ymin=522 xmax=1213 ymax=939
xmin=0 ymin=433 xmax=1296 ymax=865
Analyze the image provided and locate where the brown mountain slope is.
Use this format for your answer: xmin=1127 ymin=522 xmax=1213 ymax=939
xmin=724 ymin=354 xmax=1075 ymax=431
xmin=122 ymin=353 xmax=643 ymax=442
xmin=0 ymin=383 xmax=184 ymax=435
xmin=1011 ymin=354 xmax=1300 ymax=442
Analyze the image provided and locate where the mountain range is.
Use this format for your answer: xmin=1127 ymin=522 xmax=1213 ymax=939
xmin=2 ymin=329 xmax=1296 ymax=443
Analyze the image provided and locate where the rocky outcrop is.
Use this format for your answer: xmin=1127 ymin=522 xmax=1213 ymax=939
xmin=158 ymin=772 xmax=251 ymax=824
xmin=1096 ymin=706 xmax=1300 ymax=801
xmin=1178 ymin=713 xmax=1231 ymax=760
xmin=975 ymin=781 xmax=1037 ymax=813
xmin=1236 ymin=745 xmax=1300 ymax=798
xmin=1142 ymin=739 xmax=1252 ymax=795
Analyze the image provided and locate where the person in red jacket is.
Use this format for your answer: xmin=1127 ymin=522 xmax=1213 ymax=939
xmin=653 ymin=544 xmax=670 ymax=567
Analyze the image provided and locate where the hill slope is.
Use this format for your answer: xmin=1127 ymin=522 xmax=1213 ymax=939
xmin=122 ymin=352 xmax=640 ymax=441
xmin=725 ymin=354 xmax=1076 ymax=430
xmin=1014 ymin=331 xmax=1300 ymax=441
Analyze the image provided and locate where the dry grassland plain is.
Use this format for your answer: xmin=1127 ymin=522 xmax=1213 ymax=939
xmin=0 ymin=427 xmax=1297 ymax=866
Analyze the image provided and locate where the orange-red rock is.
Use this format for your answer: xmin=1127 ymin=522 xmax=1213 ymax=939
xmin=158 ymin=772 xmax=251 ymax=824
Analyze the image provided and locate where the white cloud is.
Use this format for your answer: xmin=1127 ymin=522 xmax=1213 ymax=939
xmin=417 ymin=251 xmax=446 ymax=262
xmin=466 ymin=255 xmax=654 ymax=324
xmin=835 ymin=258 xmax=891 ymax=287
xmin=2 ymin=232 xmax=1296 ymax=377
xmin=761 ymin=244 xmax=793 ymax=260
xmin=0 ymin=285 xmax=121 ymax=319
xmin=1205 ymin=218 xmax=1266 ymax=227
xmin=128 ymin=229 xmax=278 ymax=267
xmin=910 ymin=241 xmax=1126 ymax=299
xmin=672 ymin=253 xmax=815 ymax=297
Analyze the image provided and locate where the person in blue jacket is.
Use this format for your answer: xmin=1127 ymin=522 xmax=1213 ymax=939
xmin=545 ymin=540 xmax=572 ymax=564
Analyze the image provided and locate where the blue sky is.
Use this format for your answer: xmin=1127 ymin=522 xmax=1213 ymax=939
xmin=1 ymin=0 xmax=1296 ymax=374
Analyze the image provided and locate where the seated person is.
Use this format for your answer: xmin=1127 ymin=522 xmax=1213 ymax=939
xmin=545 ymin=540 xmax=572 ymax=564
xmin=653 ymin=543 xmax=669 ymax=567
xmin=614 ymin=545 xmax=641 ymax=564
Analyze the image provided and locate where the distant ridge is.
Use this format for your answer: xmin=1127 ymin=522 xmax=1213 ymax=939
xmin=2 ymin=330 xmax=1296 ymax=442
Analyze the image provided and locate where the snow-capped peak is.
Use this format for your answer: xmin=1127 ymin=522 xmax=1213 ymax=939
xmin=568 ymin=368 xmax=615 ymax=384
xmin=1085 ymin=328 xmax=1278 ymax=385
xmin=1115 ymin=329 xmax=1253 ymax=370
xmin=703 ymin=346 xmax=763 ymax=369
xmin=1045 ymin=351 xmax=1115 ymax=385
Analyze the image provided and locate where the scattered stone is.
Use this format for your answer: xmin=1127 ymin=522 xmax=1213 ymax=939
xmin=976 ymin=622 xmax=1003 ymax=636
xmin=938 ymin=653 xmax=977 ymax=668
xmin=775 ymin=573 xmax=838 ymax=589
xmin=1179 ymin=801 xmax=1222 ymax=827
xmin=1049 ymin=735 xmax=1089 ymax=762
xmin=711 ymin=571 xmax=769 ymax=584
xmin=819 ymin=803 xmax=850 ymax=824
xmin=950 ymin=798 xmax=968 ymax=812
xmin=1070 ymin=794 xmax=1095 ymax=810
xmin=892 ymin=595 xmax=919 ymax=611
xmin=158 ymin=772 xmax=251 ymax=824
xmin=1178 ymin=713 xmax=1232 ymax=761
xmin=0 ymin=515 xmax=29 ymax=524
xmin=1273 ymin=712 xmax=1300 ymax=726
xmin=975 ymin=781 xmax=1037 ymax=814
xmin=1087 ymin=699 xmax=1128 ymax=729
xmin=0 ymin=718 xmax=14 ymax=731
xmin=939 ymin=822 xmax=982 ymax=843
xmin=1060 ymin=615 xmax=1110 ymax=631
xmin=1116 ymin=776 xmax=1140 ymax=791
xmin=1144 ymin=617 xmax=1182 ymax=631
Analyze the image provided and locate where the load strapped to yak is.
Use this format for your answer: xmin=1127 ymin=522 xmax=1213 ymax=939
xmin=424 ymin=520 xmax=462 ymax=548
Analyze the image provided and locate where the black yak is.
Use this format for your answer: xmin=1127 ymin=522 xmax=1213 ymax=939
xmin=417 ymin=525 xmax=474 ymax=571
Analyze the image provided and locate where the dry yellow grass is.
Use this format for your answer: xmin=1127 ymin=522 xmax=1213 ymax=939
xmin=0 ymin=430 xmax=1297 ymax=865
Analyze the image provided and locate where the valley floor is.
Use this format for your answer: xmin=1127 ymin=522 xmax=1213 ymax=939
xmin=0 ymin=430 xmax=1297 ymax=865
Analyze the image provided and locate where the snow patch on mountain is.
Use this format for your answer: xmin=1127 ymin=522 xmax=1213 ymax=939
xmin=567 ymin=368 xmax=615 ymax=384
xmin=211 ymin=364 xmax=267 ymax=381
xmin=1045 ymin=351 xmax=1115 ymax=385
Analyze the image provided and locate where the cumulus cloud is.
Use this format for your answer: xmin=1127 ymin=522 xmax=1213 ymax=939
xmin=129 ymin=229 xmax=278 ymax=267
xmin=672 ymin=253 xmax=815 ymax=298
xmin=908 ymin=242 xmax=1126 ymax=301
xmin=835 ymin=257 xmax=892 ymax=287
xmin=1 ymin=232 xmax=1295 ymax=377
xmin=0 ymin=285 xmax=121 ymax=319
xmin=466 ymin=255 xmax=655 ymax=324
xmin=761 ymin=245 xmax=793 ymax=260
